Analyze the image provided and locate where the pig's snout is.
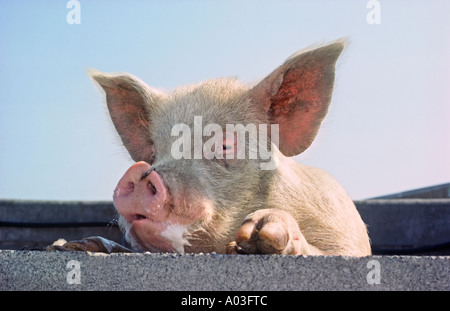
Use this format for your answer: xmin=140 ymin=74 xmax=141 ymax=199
xmin=114 ymin=161 xmax=168 ymax=223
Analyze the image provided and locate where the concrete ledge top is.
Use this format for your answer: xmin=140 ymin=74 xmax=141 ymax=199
xmin=1 ymin=250 xmax=449 ymax=291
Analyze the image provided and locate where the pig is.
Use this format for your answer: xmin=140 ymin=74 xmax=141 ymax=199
xmin=49 ymin=39 xmax=371 ymax=256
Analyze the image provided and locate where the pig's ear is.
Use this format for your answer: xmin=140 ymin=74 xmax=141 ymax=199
xmin=88 ymin=69 xmax=159 ymax=163
xmin=250 ymin=39 xmax=345 ymax=156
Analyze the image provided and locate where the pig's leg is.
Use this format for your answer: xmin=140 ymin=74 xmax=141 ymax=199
xmin=227 ymin=209 xmax=322 ymax=255
xmin=46 ymin=236 xmax=131 ymax=253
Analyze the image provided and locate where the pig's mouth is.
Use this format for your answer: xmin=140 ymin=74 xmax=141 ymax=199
xmin=132 ymin=214 xmax=148 ymax=221
xmin=118 ymin=199 xmax=214 ymax=253
xmin=115 ymin=199 xmax=197 ymax=253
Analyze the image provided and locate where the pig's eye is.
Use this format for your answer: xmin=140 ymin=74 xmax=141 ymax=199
xmin=222 ymin=144 xmax=235 ymax=156
xmin=221 ymin=136 xmax=236 ymax=159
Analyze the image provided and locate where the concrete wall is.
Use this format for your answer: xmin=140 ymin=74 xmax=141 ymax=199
xmin=1 ymin=199 xmax=449 ymax=254
xmin=0 ymin=200 xmax=122 ymax=250
xmin=355 ymin=199 xmax=450 ymax=254
xmin=370 ymin=182 xmax=450 ymax=199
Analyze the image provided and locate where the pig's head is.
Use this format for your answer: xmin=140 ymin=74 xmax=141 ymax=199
xmin=89 ymin=39 xmax=345 ymax=253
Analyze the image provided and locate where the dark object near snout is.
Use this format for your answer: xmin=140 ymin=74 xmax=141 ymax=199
xmin=141 ymin=167 xmax=156 ymax=180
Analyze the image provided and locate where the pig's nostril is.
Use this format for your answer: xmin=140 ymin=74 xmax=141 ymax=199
xmin=148 ymin=182 xmax=157 ymax=195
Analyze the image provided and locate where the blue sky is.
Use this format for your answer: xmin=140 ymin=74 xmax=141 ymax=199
xmin=0 ymin=0 xmax=449 ymax=201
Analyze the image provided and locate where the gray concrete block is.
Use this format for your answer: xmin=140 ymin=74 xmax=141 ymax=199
xmin=2 ymin=199 xmax=450 ymax=254
xmin=0 ymin=200 xmax=122 ymax=250
xmin=0 ymin=200 xmax=117 ymax=223
xmin=0 ymin=250 xmax=448 ymax=291
xmin=356 ymin=199 xmax=450 ymax=253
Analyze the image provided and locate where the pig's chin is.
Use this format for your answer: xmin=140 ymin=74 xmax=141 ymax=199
xmin=118 ymin=217 xmax=191 ymax=253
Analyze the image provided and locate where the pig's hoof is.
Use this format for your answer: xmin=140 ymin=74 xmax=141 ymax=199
xmin=46 ymin=240 xmax=97 ymax=252
xmin=46 ymin=236 xmax=131 ymax=253
xmin=230 ymin=209 xmax=306 ymax=255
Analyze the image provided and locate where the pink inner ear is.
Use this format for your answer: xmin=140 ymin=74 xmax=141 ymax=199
xmin=267 ymin=64 xmax=330 ymax=156
xmin=269 ymin=66 xmax=324 ymax=119
xmin=250 ymin=41 xmax=344 ymax=157
xmin=276 ymin=109 xmax=320 ymax=156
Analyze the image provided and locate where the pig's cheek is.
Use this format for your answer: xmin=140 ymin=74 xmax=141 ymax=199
xmin=168 ymin=199 xmax=215 ymax=225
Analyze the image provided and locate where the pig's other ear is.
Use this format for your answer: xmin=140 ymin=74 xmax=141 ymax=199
xmin=88 ymin=69 xmax=159 ymax=163
xmin=250 ymin=39 xmax=346 ymax=157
